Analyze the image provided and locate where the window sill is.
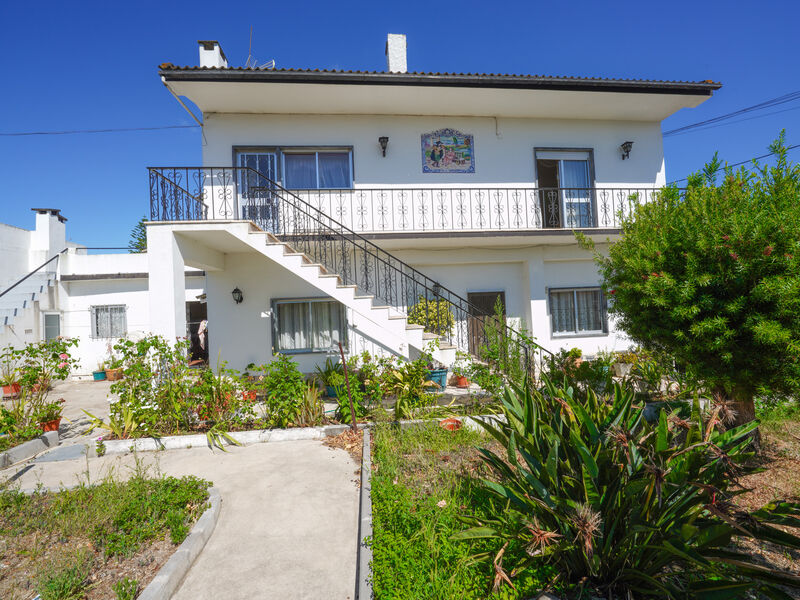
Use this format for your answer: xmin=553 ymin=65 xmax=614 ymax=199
xmin=551 ymin=332 xmax=608 ymax=339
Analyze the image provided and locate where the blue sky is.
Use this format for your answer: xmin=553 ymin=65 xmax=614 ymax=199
xmin=1 ymin=0 xmax=798 ymax=247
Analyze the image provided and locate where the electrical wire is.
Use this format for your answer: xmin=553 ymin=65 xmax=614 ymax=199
xmin=0 ymin=125 xmax=200 ymax=137
xmin=663 ymin=90 xmax=800 ymax=137
xmin=668 ymin=143 xmax=800 ymax=184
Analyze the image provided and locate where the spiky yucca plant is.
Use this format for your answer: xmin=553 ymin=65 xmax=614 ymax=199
xmin=455 ymin=379 xmax=800 ymax=598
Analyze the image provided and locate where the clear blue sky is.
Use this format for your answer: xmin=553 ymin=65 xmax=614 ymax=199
xmin=2 ymin=0 xmax=798 ymax=248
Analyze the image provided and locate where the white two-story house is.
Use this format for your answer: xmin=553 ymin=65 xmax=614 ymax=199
xmin=1 ymin=35 xmax=720 ymax=375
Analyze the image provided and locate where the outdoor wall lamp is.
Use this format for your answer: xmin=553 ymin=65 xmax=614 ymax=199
xmin=620 ymin=141 xmax=634 ymax=160
xmin=378 ymin=136 xmax=389 ymax=157
xmin=231 ymin=287 xmax=244 ymax=304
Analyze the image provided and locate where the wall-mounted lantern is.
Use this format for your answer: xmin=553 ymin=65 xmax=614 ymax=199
xmin=378 ymin=136 xmax=389 ymax=157
xmin=620 ymin=141 xmax=634 ymax=160
xmin=231 ymin=287 xmax=244 ymax=304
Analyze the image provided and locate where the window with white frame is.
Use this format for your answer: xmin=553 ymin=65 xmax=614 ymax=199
xmin=273 ymin=299 xmax=347 ymax=353
xmin=91 ymin=305 xmax=127 ymax=339
xmin=282 ymin=151 xmax=352 ymax=189
xmin=548 ymin=288 xmax=607 ymax=335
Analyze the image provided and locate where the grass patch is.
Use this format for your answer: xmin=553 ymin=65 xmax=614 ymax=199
xmin=370 ymin=423 xmax=554 ymax=599
xmin=0 ymin=466 xmax=210 ymax=599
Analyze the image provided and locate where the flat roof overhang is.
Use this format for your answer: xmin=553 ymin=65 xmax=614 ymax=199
xmin=161 ymin=69 xmax=720 ymax=121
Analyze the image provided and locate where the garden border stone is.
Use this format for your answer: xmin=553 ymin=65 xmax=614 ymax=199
xmin=0 ymin=430 xmax=59 ymax=468
xmin=355 ymin=428 xmax=373 ymax=600
xmin=96 ymin=423 xmax=368 ymax=455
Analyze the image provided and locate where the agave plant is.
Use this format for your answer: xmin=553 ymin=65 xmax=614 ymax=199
xmin=455 ymin=378 xmax=800 ymax=598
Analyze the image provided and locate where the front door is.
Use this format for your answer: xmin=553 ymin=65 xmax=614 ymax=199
xmin=535 ymin=151 xmax=593 ymax=228
xmin=467 ymin=291 xmax=506 ymax=355
xmin=237 ymin=152 xmax=280 ymax=233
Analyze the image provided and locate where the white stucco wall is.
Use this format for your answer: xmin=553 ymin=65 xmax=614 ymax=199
xmin=202 ymin=113 xmax=665 ymax=188
xmin=0 ymin=224 xmax=32 ymax=289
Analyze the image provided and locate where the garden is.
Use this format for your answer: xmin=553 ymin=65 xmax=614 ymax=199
xmin=0 ymin=338 xmax=80 ymax=452
xmin=0 ymin=464 xmax=210 ymax=599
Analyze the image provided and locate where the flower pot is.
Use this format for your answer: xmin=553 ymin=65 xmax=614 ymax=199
xmin=612 ymin=363 xmax=633 ymax=378
xmin=2 ymin=382 xmax=21 ymax=398
xmin=92 ymin=370 xmax=107 ymax=381
xmin=439 ymin=417 xmax=462 ymax=432
xmin=425 ymin=368 xmax=448 ymax=391
xmin=105 ymin=368 xmax=123 ymax=381
xmin=325 ymin=385 xmax=338 ymax=398
xmin=455 ymin=375 xmax=470 ymax=389
xmin=39 ymin=418 xmax=61 ymax=433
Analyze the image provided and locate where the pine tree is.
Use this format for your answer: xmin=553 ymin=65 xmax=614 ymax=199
xmin=128 ymin=216 xmax=148 ymax=253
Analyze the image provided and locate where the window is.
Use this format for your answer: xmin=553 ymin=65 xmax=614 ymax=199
xmin=44 ymin=314 xmax=60 ymax=341
xmin=549 ymin=288 xmax=606 ymax=335
xmin=283 ymin=151 xmax=352 ymax=189
xmin=91 ymin=305 xmax=127 ymax=339
xmin=273 ymin=299 xmax=347 ymax=353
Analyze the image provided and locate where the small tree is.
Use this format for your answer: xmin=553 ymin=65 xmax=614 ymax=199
xmin=582 ymin=134 xmax=800 ymax=428
xmin=128 ymin=216 xmax=148 ymax=253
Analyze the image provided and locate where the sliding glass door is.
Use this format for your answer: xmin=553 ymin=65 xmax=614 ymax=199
xmin=237 ymin=152 xmax=279 ymax=233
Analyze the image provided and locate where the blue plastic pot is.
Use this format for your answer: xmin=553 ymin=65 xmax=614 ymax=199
xmin=92 ymin=370 xmax=107 ymax=381
xmin=425 ymin=368 xmax=448 ymax=391
xmin=325 ymin=385 xmax=338 ymax=398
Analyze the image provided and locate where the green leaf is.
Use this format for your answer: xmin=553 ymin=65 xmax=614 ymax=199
xmin=450 ymin=526 xmax=498 ymax=541
xmin=656 ymin=410 xmax=669 ymax=452
xmin=570 ymin=429 xmax=599 ymax=479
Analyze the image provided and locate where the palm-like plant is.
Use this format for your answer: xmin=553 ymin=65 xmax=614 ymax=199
xmin=455 ymin=378 xmax=800 ymax=598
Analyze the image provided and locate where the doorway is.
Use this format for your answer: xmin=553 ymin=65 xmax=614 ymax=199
xmin=535 ymin=150 xmax=594 ymax=228
xmin=467 ymin=291 xmax=506 ymax=355
xmin=186 ymin=301 xmax=208 ymax=364
xmin=237 ymin=152 xmax=280 ymax=233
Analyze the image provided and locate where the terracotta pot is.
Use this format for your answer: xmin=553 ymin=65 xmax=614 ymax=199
xmin=439 ymin=417 xmax=462 ymax=432
xmin=455 ymin=375 xmax=470 ymax=389
xmin=40 ymin=418 xmax=61 ymax=433
xmin=2 ymin=382 xmax=21 ymax=398
xmin=105 ymin=368 xmax=123 ymax=381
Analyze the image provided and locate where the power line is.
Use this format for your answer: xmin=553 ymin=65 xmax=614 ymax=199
xmin=664 ymin=104 xmax=800 ymax=138
xmin=663 ymin=90 xmax=800 ymax=137
xmin=668 ymin=143 xmax=800 ymax=184
xmin=0 ymin=124 xmax=201 ymax=137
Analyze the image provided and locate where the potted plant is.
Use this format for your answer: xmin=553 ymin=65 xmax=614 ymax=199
xmin=612 ymin=351 xmax=637 ymax=378
xmin=93 ymin=361 xmax=107 ymax=381
xmin=315 ymin=358 xmax=344 ymax=398
xmin=0 ymin=348 xmax=21 ymax=399
xmin=36 ymin=399 xmax=64 ymax=432
xmin=424 ymin=358 xmax=448 ymax=391
xmin=105 ymin=355 xmax=124 ymax=381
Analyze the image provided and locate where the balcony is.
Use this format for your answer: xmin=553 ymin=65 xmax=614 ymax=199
xmin=149 ymin=167 xmax=664 ymax=235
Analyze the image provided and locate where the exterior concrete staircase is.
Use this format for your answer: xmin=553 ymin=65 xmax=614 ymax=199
xmin=0 ymin=271 xmax=57 ymax=331
xmin=205 ymin=221 xmax=458 ymax=365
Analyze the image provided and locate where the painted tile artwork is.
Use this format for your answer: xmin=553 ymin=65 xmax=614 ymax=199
xmin=421 ymin=129 xmax=474 ymax=173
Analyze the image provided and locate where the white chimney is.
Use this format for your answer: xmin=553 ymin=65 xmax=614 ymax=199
xmin=385 ymin=34 xmax=407 ymax=73
xmin=198 ymin=40 xmax=228 ymax=68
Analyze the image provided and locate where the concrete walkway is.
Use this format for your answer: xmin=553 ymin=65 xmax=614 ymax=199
xmin=1 ymin=440 xmax=360 ymax=600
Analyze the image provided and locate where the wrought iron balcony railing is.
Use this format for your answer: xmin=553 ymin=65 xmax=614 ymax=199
xmin=148 ymin=167 xmax=664 ymax=234
xmin=148 ymin=166 xmax=555 ymax=376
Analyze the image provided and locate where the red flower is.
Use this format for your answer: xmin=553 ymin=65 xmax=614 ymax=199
xmin=610 ymin=289 xmax=616 ymax=295
xmin=729 ymin=252 xmax=739 ymax=260
xmin=722 ymin=235 xmax=730 ymax=241
xmin=763 ymin=246 xmax=773 ymax=256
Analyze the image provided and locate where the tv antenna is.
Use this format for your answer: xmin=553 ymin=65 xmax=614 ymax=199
xmin=245 ymin=26 xmax=276 ymax=70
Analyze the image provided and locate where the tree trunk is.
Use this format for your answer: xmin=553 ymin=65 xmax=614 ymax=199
xmin=730 ymin=388 xmax=761 ymax=450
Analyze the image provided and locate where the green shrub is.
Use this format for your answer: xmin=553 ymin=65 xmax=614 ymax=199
xmin=258 ymin=354 xmax=306 ymax=428
xmin=407 ymin=295 xmax=455 ymax=336
xmin=456 ymin=378 xmax=800 ymax=598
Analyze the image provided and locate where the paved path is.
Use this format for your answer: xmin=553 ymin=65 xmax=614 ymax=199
xmin=1 ymin=440 xmax=360 ymax=600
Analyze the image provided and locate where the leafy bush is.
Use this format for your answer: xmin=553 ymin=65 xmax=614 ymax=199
xmin=408 ymin=295 xmax=455 ymax=336
xmin=581 ymin=134 xmax=800 ymax=425
xmin=251 ymin=354 xmax=307 ymax=428
xmin=457 ymin=378 xmax=800 ymax=598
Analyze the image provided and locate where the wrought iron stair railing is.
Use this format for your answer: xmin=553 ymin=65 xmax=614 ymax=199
xmin=149 ymin=166 xmax=554 ymax=375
